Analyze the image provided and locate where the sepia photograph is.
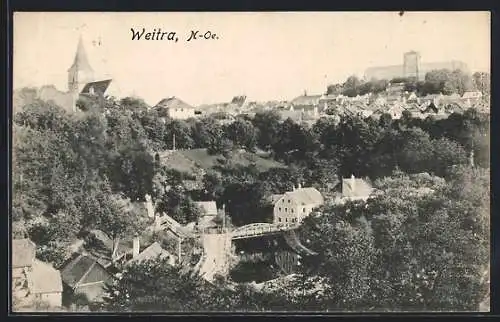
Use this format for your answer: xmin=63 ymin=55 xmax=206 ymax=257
xmin=11 ymin=11 xmax=490 ymax=313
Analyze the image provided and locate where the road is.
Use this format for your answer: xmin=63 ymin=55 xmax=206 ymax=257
xmin=198 ymin=233 xmax=231 ymax=282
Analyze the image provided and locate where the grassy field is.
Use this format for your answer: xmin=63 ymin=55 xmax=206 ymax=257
xmin=158 ymin=148 xmax=286 ymax=176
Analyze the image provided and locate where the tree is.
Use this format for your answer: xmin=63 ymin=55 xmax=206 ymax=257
xmin=191 ymin=116 xmax=224 ymax=150
xmin=139 ymin=110 xmax=167 ymax=151
xmin=102 ymin=258 xmax=214 ymax=311
xmin=108 ymin=142 xmax=155 ymax=201
xmin=472 ymin=72 xmax=490 ymax=95
xmin=296 ymin=208 xmax=377 ymax=310
xmin=96 ymin=192 xmax=149 ymax=259
xmin=326 ymin=83 xmax=343 ymax=96
xmin=342 ymin=75 xmax=362 ymax=97
xmin=226 ymin=119 xmax=257 ymax=151
xmin=119 ymin=97 xmax=150 ymax=112
xmin=156 ymin=185 xmax=203 ymax=224
xmin=252 ymin=110 xmax=282 ymax=151
xmin=164 ymin=119 xmax=194 ymax=150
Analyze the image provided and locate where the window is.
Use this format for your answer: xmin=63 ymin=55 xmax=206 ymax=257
xmin=303 ymin=208 xmax=306 ymax=212
xmin=292 ymin=218 xmax=296 ymax=223
xmin=285 ymin=218 xmax=288 ymax=222
xmin=288 ymin=199 xmax=290 ymax=203
xmin=279 ymin=207 xmax=281 ymax=211
xmin=285 ymin=208 xmax=287 ymax=212
xmin=291 ymin=209 xmax=294 ymax=213
xmin=278 ymin=218 xmax=281 ymax=222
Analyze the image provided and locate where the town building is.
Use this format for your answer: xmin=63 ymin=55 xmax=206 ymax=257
xmin=273 ymin=185 xmax=324 ymax=224
xmin=289 ymin=93 xmax=322 ymax=117
xmin=125 ymin=239 xmax=174 ymax=266
xmin=12 ymin=239 xmax=63 ymax=309
xmin=29 ymin=259 xmax=64 ymax=308
xmin=155 ymin=96 xmax=197 ymax=120
xmin=337 ymin=175 xmax=374 ymax=203
xmin=60 ymin=254 xmax=113 ymax=303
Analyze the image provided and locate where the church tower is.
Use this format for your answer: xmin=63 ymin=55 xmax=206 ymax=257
xmin=67 ymin=36 xmax=94 ymax=110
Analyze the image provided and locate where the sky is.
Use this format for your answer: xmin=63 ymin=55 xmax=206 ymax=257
xmin=14 ymin=11 xmax=490 ymax=106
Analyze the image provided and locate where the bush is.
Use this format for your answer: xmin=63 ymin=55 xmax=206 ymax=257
xmin=36 ymin=241 xmax=71 ymax=269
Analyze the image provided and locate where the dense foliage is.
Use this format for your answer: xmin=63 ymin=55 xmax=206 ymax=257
xmin=12 ymin=91 xmax=489 ymax=311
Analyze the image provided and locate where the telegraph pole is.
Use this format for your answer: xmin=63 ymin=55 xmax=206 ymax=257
xmin=222 ymin=203 xmax=226 ymax=232
xmin=178 ymin=237 xmax=182 ymax=264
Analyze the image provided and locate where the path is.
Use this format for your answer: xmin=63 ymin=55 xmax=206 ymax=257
xmin=198 ymin=233 xmax=231 ymax=282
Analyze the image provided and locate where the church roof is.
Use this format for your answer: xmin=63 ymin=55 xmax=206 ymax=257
xmin=80 ymin=79 xmax=112 ymax=95
xmin=68 ymin=36 xmax=94 ymax=73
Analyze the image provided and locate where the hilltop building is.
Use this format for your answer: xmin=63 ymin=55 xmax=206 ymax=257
xmin=365 ymin=51 xmax=469 ymax=81
xmin=36 ymin=36 xmax=112 ymax=112
xmin=154 ymin=96 xmax=197 ymax=120
xmin=67 ymin=36 xmax=112 ymax=111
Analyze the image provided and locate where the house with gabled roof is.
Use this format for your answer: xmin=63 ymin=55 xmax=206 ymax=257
xmin=155 ymin=96 xmax=196 ymax=120
xmin=335 ymin=175 xmax=374 ymax=204
xmin=60 ymin=254 xmax=113 ymax=303
xmin=28 ymin=259 xmax=64 ymax=308
xmin=290 ymin=93 xmax=322 ymax=116
xmin=126 ymin=241 xmax=175 ymax=267
xmin=12 ymin=239 xmax=36 ymax=279
xmin=12 ymin=239 xmax=64 ymax=310
xmin=273 ymin=184 xmax=324 ymax=225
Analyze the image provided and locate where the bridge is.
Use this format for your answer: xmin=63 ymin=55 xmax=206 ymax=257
xmin=230 ymin=222 xmax=298 ymax=240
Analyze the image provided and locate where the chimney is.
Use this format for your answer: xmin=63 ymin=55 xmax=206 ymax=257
xmin=145 ymin=194 xmax=154 ymax=219
xmin=350 ymin=174 xmax=356 ymax=193
xmin=133 ymin=234 xmax=140 ymax=258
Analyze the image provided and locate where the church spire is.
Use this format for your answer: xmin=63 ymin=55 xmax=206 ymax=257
xmin=69 ymin=35 xmax=93 ymax=73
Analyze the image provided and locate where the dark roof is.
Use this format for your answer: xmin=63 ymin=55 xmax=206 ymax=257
xmin=60 ymin=254 xmax=112 ymax=289
xmin=126 ymin=242 xmax=172 ymax=265
xmin=155 ymin=97 xmax=194 ymax=110
xmin=12 ymin=239 xmax=36 ymax=268
xmin=80 ymin=79 xmax=112 ymax=95
xmin=231 ymin=95 xmax=247 ymax=107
